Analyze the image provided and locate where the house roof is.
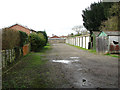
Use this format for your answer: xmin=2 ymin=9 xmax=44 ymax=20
xmin=60 ymin=36 xmax=67 ymax=38
xmin=50 ymin=35 xmax=60 ymax=38
xmin=103 ymin=31 xmax=120 ymax=36
xmin=92 ymin=31 xmax=101 ymax=36
xmin=8 ymin=24 xmax=31 ymax=31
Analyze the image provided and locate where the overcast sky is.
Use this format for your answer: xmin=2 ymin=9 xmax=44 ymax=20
xmin=0 ymin=0 xmax=100 ymax=36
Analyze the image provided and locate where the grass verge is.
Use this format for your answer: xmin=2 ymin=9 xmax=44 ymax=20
xmin=104 ymin=53 xmax=119 ymax=58
xmin=2 ymin=44 xmax=55 ymax=88
xmin=67 ymin=43 xmax=96 ymax=53
xmin=67 ymin=43 xmax=119 ymax=58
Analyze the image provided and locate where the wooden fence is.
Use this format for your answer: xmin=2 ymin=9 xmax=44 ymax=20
xmin=66 ymin=35 xmax=90 ymax=49
xmin=1 ymin=48 xmax=22 ymax=68
xmin=2 ymin=44 xmax=30 ymax=68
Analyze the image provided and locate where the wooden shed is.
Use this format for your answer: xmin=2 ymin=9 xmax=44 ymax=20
xmin=96 ymin=31 xmax=120 ymax=54
xmin=91 ymin=31 xmax=101 ymax=50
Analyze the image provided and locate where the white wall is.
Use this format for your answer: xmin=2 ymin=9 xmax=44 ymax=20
xmin=83 ymin=37 xmax=85 ymax=48
xmin=80 ymin=37 xmax=82 ymax=47
xmin=71 ymin=38 xmax=74 ymax=45
xmin=86 ymin=36 xmax=90 ymax=49
xmin=76 ymin=37 xmax=78 ymax=46
xmin=74 ymin=38 xmax=76 ymax=45
xmin=77 ymin=37 xmax=80 ymax=46
xmin=66 ymin=35 xmax=90 ymax=49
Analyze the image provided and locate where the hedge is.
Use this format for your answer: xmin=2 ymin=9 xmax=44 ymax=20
xmin=37 ymin=31 xmax=48 ymax=46
xmin=2 ymin=28 xmax=20 ymax=50
xmin=29 ymin=33 xmax=46 ymax=51
xmin=19 ymin=31 xmax=28 ymax=47
xmin=2 ymin=28 xmax=28 ymax=50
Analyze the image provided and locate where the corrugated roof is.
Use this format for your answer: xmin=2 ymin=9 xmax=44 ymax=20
xmin=103 ymin=31 xmax=120 ymax=36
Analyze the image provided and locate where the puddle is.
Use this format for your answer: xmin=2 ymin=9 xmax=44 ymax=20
xmin=77 ymin=68 xmax=82 ymax=71
xmin=52 ymin=60 xmax=70 ymax=64
xmin=74 ymin=60 xmax=79 ymax=62
xmin=52 ymin=60 xmax=79 ymax=64
xmin=70 ymin=57 xmax=80 ymax=59
xmin=52 ymin=44 xmax=58 ymax=46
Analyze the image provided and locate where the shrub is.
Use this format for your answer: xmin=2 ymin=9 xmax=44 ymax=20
xmin=38 ymin=33 xmax=46 ymax=47
xmin=19 ymin=31 xmax=28 ymax=47
xmin=2 ymin=28 xmax=20 ymax=50
xmin=37 ymin=31 xmax=48 ymax=46
xmin=2 ymin=29 xmax=28 ymax=50
xmin=29 ymin=33 xmax=46 ymax=51
xmin=18 ymin=31 xmax=28 ymax=56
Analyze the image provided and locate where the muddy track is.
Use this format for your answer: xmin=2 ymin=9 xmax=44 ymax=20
xmin=45 ymin=43 xmax=118 ymax=88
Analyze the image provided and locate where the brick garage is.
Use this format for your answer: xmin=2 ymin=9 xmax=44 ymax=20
xmin=48 ymin=35 xmax=66 ymax=44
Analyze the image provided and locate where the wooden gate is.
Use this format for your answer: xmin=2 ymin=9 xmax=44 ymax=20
xmin=96 ymin=36 xmax=108 ymax=53
xmin=23 ymin=44 xmax=30 ymax=56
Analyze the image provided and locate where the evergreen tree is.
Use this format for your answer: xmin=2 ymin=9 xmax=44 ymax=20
xmin=82 ymin=2 xmax=113 ymax=34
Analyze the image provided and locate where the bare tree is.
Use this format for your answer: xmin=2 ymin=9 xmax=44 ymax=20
xmin=81 ymin=29 xmax=90 ymax=35
xmin=72 ymin=25 xmax=83 ymax=35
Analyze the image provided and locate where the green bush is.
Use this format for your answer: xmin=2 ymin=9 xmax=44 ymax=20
xmin=29 ymin=33 xmax=46 ymax=51
xmin=19 ymin=31 xmax=28 ymax=47
xmin=37 ymin=31 xmax=48 ymax=46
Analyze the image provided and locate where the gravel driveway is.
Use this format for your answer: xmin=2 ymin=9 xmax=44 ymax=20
xmin=45 ymin=43 xmax=118 ymax=88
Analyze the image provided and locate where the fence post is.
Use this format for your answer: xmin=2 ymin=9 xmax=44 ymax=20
xmin=5 ymin=50 xmax=6 ymax=67
xmin=1 ymin=51 xmax=3 ymax=68
xmin=7 ymin=49 xmax=10 ymax=66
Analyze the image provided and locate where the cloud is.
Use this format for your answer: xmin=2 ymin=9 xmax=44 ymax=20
xmin=0 ymin=0 xmax=99 ymax=36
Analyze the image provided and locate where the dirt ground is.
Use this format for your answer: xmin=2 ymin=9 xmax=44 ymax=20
xmin=2 ymin=43 xmax=118 ymax=88
xmin=45 ymin=43 xmax=118 ymax=88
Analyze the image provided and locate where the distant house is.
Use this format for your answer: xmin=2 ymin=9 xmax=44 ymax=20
xmin=60 ymin=36 xmax=67 ymax=39
xmin=96 ymin=31 xmax=120 ymax=53
xmin=8 ymin=24 xmax=31 ymax=35
xmin=48 ymin=35 xmax=66 ymax=44
xmin=50 ymin=35 xmax=60 ymax=38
